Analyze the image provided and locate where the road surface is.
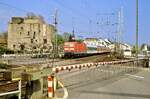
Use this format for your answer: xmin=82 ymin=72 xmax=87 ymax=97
xmin=57 ymin=65 xmax=150 ymax=99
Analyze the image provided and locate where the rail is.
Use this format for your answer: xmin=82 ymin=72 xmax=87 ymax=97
xmin=0 ymin=80 xmax=21 ymax=99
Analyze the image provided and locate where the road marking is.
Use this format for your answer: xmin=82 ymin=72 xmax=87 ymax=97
xmin=57 ymin=81 xmax=68 ymax=99
xmin=125 ymin=74 xmax=144 ymax=79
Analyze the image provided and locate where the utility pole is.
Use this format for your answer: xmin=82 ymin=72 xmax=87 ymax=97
xmin=72 ymin=17 xmax=75 ymax=40
xmin=51 ymin=9 xmax=58 ymax=67
xmin=136 ymin=0 xmax=139 ymax=64
xmin=117 ymin=7 xmax=124 ymax=56
xmin=117 ymin=9 xmax=121 ymax=54
xmin=54 ymin=9 xmax=58 ymax=58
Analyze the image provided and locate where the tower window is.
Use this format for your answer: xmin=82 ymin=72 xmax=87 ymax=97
xmin=33 ymin=46 xmax=36 ymax=49
xmin=33 ymin=32 xmax=36 ymax=38
xmin=20 ymin=27 xmax=23 ymax=29
xmin=31 ymin=39 xmax=33 ymax=43
xmin=13 ymin=45 xmax=16 ymax=49
xmin=43 ymin=39 xmax=47 ymax=44
xmin=27 ymin=32 xmax=30 ymax=36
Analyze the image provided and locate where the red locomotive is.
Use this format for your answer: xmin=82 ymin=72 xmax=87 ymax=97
xmin=63 ymin=35 xmax=111 ymax=58
xmin=64 ymin=41 xmax=87 ymax=57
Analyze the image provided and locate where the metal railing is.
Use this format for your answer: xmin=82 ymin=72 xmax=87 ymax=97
xmin=0 ymin=80 xmax=21 ymax=99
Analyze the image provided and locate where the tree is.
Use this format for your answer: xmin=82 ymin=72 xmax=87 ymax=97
xmin=63 ymin=32 xmax=72 ymax=42
xmin=0 ymin=32 xmax=8 ymax=39
xmin=52 ymin=34 xmax=65 ymax=46
xmin=148 ymin=45 xmax=150 ymax=51
xmin=132 ymin=45 xmax=136 ymax=54
xmin=0 ymin=46 xmax=14 ymax=54
xmin=57 ymin=34 xmax=65 ymax=46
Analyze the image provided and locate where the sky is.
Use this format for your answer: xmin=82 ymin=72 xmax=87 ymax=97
xmin=0 ymin=0 xmax=149 ymax=45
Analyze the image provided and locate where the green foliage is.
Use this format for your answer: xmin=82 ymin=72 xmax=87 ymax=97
xmin=0 ymin=47 xmax=14 ymax=54
xmin=52 ymin=34 xmax=65 ymax=46
xmin=0 ymin=32 xmax=7 ymax=39
xmin=76 ymin=39 xmax=83 ymax=42
xmin=63 ymin=32 xmax=72 ymax=42
xmin=57 ymin=34 xmax=65 ymax=45
xmin=148 ymin=46 xmax=150 ymax=51
xmin=132 ymin=46 xmax=136 ymax=54
xmin=0 ymin=63 xmax=8 ymax=69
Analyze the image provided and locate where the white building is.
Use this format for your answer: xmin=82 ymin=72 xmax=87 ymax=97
xmin=108 ymin=43 xmax=132 ymax=56
xmin=84 ymin=38 xmax=110 ymax=48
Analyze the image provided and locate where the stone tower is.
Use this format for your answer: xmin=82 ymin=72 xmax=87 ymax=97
xmin=8 ymin=15 xmax=55 ymax=53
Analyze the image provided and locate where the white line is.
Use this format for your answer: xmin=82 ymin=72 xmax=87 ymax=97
xmin=63 ymin=88 xmax=68 ymax=99
xmin=57 ymin=81 xmax=68 ymax=99
xmin=125 ymin=74 xmax=145 ymax=79
xmin=0 ymin=90 xmax=20 ymax=96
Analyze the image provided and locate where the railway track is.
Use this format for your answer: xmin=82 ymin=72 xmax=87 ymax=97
xmin=0 ymin=81 xmax=19 ymax=93
xmin=0 ymin=81 xmax=26 ymax=93
xmin=56 ymin=53 xmax=118 ymax=66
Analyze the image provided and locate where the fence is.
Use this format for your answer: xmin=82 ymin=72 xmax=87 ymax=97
xmin=0 ymin=80 xmax=21 ymax=99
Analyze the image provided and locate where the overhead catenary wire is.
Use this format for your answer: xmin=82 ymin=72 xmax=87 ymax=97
xmin=51 ymin=0 xmax=115 ymax=39
xmin=51 ymin=0 xmax=96 ymax=35
xmin=0 ymin=1 xmax=30 ymax=13
xmin=95 ymin=12 xmax=118 ymax=40
xmin=0 ymin=1 xmax=33 ymax=32
xmin=51 ymin=0 xmax=91 ymax=21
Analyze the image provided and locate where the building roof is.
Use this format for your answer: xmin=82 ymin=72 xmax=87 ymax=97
xmin=10 ymin=15 xmax=46 ymax=24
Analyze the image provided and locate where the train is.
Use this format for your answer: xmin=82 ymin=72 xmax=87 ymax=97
xmin=63 ymin=40 xmax=111 ymax=58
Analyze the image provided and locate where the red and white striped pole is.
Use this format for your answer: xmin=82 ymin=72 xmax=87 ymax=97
xmin=48 ymin=76 xmax=54 ymax=98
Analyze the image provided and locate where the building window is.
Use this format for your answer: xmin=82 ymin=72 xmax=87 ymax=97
xmin=43 ymin=39 xmax=47 ymax=44
xmin=20 ymin=44 xmax=25 ymax=50
xmin=43 ymin=46 xmax=47 ymax=49
xmin=31 ymin=39 xmax=33 ymax=43
xmin=20 ymin=27 xmax=23 ymax=30
xmin=33 ymin=46 xmax=36 ymax=49
xmin=27 ymin=32 xmax=30 ymax=36
xmin=33 ymin=32 xmax=36 ymax=39
xmin=13 ymin=45 xmax=16 ymax=49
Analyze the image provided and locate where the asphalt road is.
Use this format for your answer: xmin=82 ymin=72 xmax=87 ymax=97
xmin=57 ymin=65 xmax=150 ymax=99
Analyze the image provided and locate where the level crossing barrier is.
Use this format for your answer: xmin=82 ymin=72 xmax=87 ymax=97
xmin=47 ymin=76 xmax=54 ymax=98
xmin=49 ymin=59 xmax=141 ymax=98
xmin=52 ymin=59 xmax=137 ymax=73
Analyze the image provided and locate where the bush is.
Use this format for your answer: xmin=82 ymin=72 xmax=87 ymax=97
xmin=0 ymin=63 xmax=8 ymax=69
xmin=0 ymin=47 xmax=14 ymax=54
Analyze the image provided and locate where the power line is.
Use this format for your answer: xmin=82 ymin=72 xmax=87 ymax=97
xmin=0 ymin=1 xmax=30 ymax=13
xmin=51 ymin=0 xmax=91 ymax=21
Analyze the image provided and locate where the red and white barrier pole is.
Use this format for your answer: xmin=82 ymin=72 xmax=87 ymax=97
xmin=48 ymin=76 xmax=54 ymax=98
